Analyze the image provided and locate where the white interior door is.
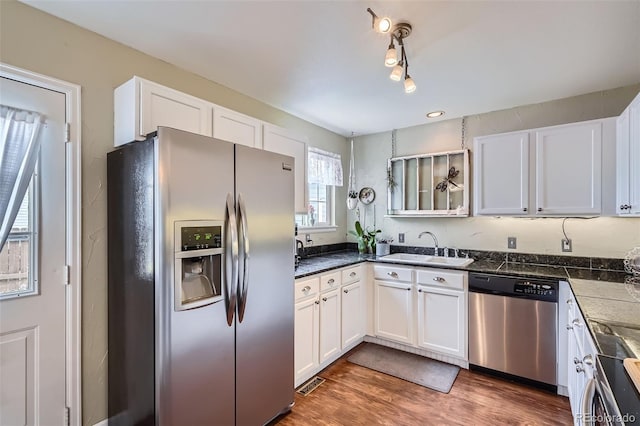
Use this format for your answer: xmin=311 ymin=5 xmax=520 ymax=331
xmin=0 ymin=77 xmax=67 ymax=425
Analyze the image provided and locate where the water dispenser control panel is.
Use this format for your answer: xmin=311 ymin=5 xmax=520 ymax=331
xmin=181 ymin=225 xmax=222 ymax=251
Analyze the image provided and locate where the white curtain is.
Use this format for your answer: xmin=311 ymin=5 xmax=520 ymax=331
xmin=308 ymin=147 xmax=343 ymax=186
xmin=0 ymin=105 xmax=43 ymax=251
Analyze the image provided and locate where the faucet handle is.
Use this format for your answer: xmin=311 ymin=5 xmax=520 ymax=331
xmin=443 ymin=247 xmax=449 ymax=258
xmin=452 ymin=248 xmax=459 ymax=258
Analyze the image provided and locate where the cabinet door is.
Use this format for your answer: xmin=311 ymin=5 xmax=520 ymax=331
xmin=629 ymin=95 xmax=640 ymax=214
xmin=535 ymin=122 xmax=602 ymax=215
xmin=263 ymin=124 xmax=308 ymax=213
xmin=374 ymin=280 xmax=413 ymax=345
xmin=416 ymin=286 xmax=466 ymax=359
xmin=213 ymin=106 xmax=263 ymax=148
xmin=341 ymin=281 xmax=364 ymax=349
xmin=616 ymin=107 xmax=631 ymax=214
xmin=140 ymin=79 xmax=212 ymax=138
xmin=474 ymin=132 xmax=529 ymax=215
xmin=319 ymin=289 xmax=341 ymax=364
xmin=294 ymin=297 xmax=319 ymax=385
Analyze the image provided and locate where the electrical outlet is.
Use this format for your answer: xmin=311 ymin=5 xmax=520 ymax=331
xmin=562 ymin=239 xmax=572 ymax=252
xmin=508 ymin=237 xmax=517 ymax=249
xmin=398 ymin=233 xmax=405 ymax=243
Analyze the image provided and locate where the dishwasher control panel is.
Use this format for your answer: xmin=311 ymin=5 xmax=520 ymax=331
xmin=514 ymin=281 xmax=556 ymax=297
xmin=469 ymin=273 xmax=558 ymax=303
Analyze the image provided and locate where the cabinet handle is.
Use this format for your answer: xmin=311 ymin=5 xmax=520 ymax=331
xmin=566 ymin=299 xmax=572 ymax=305
xmin=620 ymin=204 xmax=631 ymax=210
xmin=576 ymin=365 xmax=585 ymax=373
xmin=537 ymin=207 xmax=543 ymax=212
xmin=388 ymin=272 xmax=399 ymax=278
xmin=406 ymin=287 xmax=411 ymax=291
xmin=322 ymin=297 xmax=328 ymax=302
xmin=566 ymin=324 xmax=573 ymax=330
xmin=583 ymin=355 xmax=593 ymax=366
xmin=433 ymin=277 xmax=445 ymax=283
xmin=350 ymin=272 xmax=356 ymax=277
xmin=573 ymin=357 xmax=583 ymax=365
xmin=327 ymin=278 xmax=335 ymax=285
xmin=523 ymin=207 xmax=527 ymax=212
xmin=418 ymin=288 xmax=422 ymax=293
xmin=314 ymin=300 xmax=319 ymax=305
xmin=343 ymin=289 xmax=349 ymax=294
xmin=572 ymin=318 xmax=581 ymax=328
xmin=302 ymin=285 xmax=311 ymax=292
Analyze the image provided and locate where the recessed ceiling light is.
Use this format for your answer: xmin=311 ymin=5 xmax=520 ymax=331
xmin=426 ymin=111 xmax=445 ymax=118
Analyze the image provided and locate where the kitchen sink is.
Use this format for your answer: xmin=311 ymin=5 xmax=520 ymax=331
xmin=378 ymin=253 xmax=474 ymax=268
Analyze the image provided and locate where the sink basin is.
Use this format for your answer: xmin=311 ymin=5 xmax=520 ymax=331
xmin=378 ymin=253 xmax=474 ymax=268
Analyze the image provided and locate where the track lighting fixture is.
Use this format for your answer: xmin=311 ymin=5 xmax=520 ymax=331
xmin=366 ymin=8 xmax=392 ymax=34
xmin=367 ymin=8 xmax=416 ymax=93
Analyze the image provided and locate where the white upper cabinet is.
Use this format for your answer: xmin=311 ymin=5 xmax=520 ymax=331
xmin=263 ymin=124 xmax=308 ymax=213
xmin=212 ymin=106 xmax=263 ymax=149
xmin=114 ymin=76 xmax=212 ymax=146
xmin=474 ymin=132 xmax=529 ymax=215
xmin=474 ymin=119 xmax=608 ymax=216
xmin=616 ymin=92 xmax=640 ymax=216
xmin=534 ymin=121 xmax=601 ymax=215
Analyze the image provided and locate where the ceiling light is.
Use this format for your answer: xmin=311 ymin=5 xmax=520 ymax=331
xmin=404 ymin=75 xmax=416 ymax=94
xmin=366 ymin=8 xmax=393 ymax=34
xmin=426 ymin=111 xmax=445 ymax=118
xmin=389 ymin=63 xmax=403 ymax=81
xmin=367 ymin=9 xmax=416 ymax=94
xmin=384 ymin=37 xmax=397 ymax=67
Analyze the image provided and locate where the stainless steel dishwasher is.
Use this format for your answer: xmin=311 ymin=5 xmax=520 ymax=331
xmin=468 ymin=273 xmax=558 ymax=388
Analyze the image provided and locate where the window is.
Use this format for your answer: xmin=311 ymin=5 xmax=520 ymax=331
xmin=0 ymin=176 xmax=38 ymax=299
xmin=296 ymin=147 xmax=343 ymax=230
xmin=296 ymin=183 xmax=334 ymax=228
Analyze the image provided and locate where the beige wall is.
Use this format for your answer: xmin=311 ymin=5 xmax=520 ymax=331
xmin=0 ymin=1 xmax=347 ymax=424
xmin=350 ymin=85 xmax=640 ymax=258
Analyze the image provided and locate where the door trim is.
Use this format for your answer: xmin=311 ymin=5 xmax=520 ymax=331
xmin=1 ymin=63 xmax=82 ymax=426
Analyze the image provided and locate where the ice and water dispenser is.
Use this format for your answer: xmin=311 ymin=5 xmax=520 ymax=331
xmin=174 ymin=221 xmax=223 ymax=311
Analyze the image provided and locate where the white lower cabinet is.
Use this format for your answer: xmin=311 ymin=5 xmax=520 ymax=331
xmin=294 ymin=295 xmax=319 ymax=382
xmin=565 ymin=287 xmax=596 ymax=423
xmin=416 ymin=286 xmax=466 ymax=358
xmin=294 ymin=265 xmax=364 ymax=386
xmin=341 ymin=281 xmax=364 ymax=349
xmin=319 ymin=288 xmax=341 ymax=363
xmin=374 ymin=280 xmax=414 ymax=345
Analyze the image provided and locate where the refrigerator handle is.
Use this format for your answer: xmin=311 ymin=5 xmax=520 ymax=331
xmin=237 ymin=193 xmax=250 ymax=323
xmin=224 ymin=193 xmax=239 ymax=326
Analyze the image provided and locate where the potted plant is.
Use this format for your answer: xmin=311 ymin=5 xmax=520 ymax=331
xmin=375 ymin=236 xmax=393 ymax=256
xmin=349 ymin=220 xmax=381 ymax=254
xmin=347 ymin=190 xmax=359 ymax=210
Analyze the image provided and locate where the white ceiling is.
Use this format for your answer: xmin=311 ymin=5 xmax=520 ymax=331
xmin=22 ymin=0 xmax=640 ymax=137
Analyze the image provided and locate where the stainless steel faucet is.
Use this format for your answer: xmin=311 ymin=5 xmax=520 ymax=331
xmin=418 ymin=231 xmax=439 ymax=256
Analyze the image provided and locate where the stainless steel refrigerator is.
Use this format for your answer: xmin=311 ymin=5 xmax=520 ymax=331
xmin=107 ymin=127 xmax=295 ymax=425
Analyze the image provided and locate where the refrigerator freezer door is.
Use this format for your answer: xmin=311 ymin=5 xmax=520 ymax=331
xmin=234 ymin=145 xmax=295 ymax=424
xmin=155 ymin=128 xmax=236 ymax=426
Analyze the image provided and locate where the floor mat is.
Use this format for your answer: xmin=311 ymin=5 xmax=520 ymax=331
xmin=347 ymin=343 xmax=460 ymax=393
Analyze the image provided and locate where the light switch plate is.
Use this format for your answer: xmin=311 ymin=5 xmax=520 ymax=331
xmin=508 ymin=237 xmax=517 ymax=249
xmin=399 ymin=233 xmax=405 ymax=243
xmin=562 ymin=239 xmax=572 ymax=252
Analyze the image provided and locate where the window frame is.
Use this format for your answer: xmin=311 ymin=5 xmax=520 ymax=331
xmin=296 ymin=183 xmax=338 ymax=233
xmin=0 ymin=169 xmax=39 ymax=300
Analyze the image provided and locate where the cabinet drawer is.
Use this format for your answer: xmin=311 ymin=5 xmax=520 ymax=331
xmin=341 ymin=266 xmax=361 ymax=284
xmin=320 ymin=271 xmax=341 ymax=292
xmin=295 ymin=277 xmax=319 ymax=301
xmin=373 ymin=265 xmax=412 ymax=282
xmin=416 ymin=269 xmax=464 ymax=290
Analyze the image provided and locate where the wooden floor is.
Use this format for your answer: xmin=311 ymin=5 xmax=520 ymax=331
xmin=274 ymin=344 xmax=572 ymax=426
